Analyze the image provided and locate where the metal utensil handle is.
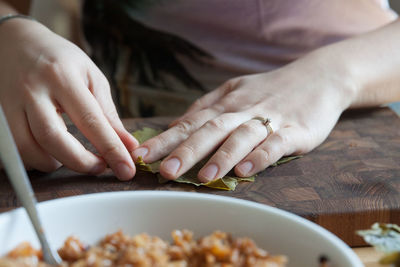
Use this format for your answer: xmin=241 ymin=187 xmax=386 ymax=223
xmin=0 ymin=105 xmax=61 ymax=264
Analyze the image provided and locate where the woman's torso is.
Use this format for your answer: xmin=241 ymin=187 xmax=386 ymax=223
xmin=83 ymin=0 xmax=397 ymax=116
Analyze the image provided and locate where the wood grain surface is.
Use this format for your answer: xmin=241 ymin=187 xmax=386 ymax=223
xmin=1 ymin=107 xmax=400 ymax=247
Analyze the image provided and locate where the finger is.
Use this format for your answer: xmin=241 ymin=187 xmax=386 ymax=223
xmin=26 ymin=94 xmax=107 ymax=175
xmin=9 ymin=109 xmax=62 ymax=172
xmin=234 ymin=127 xmax=297 ymax=177
xmin=159 ymin=112 xmax=251 ymax=180
xmin=169 ymin=80 xmax=235 ymax=127
xmin=197 ymin=119 xmax=270 ymax=182
xmin=57 ymin=78 xmax=136 ymax=181
xmin=88 ymin=68 xmax=139 ymax=152
xmin=132 ymin=107 xmax=222 ymax=163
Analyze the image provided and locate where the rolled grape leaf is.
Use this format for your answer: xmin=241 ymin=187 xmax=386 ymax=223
xmin=204 ymin=176 xmax=255 ymax=190
xmin=159 ymin=175 xmax=255 ymax=191
xmin=357 ymin=223 xmax=400 ymax=266
xmin=136 ymin=156 xmax=160 ymax=173
xmin=132 ymin=127 xmax=300 ymax=191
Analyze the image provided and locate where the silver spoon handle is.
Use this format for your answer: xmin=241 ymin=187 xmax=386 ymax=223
xmin=0 ymin=105 xmax=61 ymax=265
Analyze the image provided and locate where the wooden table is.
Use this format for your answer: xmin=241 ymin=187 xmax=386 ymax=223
xmin=1 ymin=107 xmax=400 ymax=255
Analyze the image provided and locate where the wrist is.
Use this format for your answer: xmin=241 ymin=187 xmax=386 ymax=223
xmin=289 ymin=47 xmax=359 ymax=112
xmin=306 ymin=20 xmax=400 ymax=109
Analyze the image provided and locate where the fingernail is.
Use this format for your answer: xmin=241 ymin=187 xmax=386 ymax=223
xmin=115 ymin=162 xmax=134 ymax=180
xmin=199 ymin=164 xmax=219 ymax=182
xmin=89 ymin=162 xmax=106 ymax=175
xmin=163 ymin=157 xmax=181 ymax=176
xmin=132 ymin=147 xmax=148 ymax=160
xmin=237 ymin=161 xmax=253 ymax=175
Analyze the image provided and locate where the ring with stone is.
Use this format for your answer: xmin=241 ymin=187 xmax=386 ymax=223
xmin=252 ymin=116 xmax=274 ymax=135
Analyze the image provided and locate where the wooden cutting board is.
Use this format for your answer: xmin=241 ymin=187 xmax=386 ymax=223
xmin=0 ymin=107 xmax=399 ymax=247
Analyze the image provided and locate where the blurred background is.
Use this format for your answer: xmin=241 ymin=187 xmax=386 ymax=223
xmin=392 ymin=1 xmax=400 ymax=12
xmin=30 ymin=0 xmax=81 ymax=45
xmin=30 ymin=0 xmax=400 ymax=45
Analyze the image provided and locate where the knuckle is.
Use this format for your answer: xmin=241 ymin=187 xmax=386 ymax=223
xmin=153 ymin=134 xmax=170 ymax=153
xmin=239 ymin=122 xmax=260 ymax=135
xmin=35 ymin=125 xmax=61 ymax=144
xmin=143 ymin=134 xmax=170 ymax=157
xmin=40 ymin=59 xmax=71 ymax=84
xmin=221 ymin=80 xmax=233 ymax=93
xmin=148 ymin=133 xmax=166 ymax=148
xmin=233 ymin=76 xmax=245 ymax=86
xmin=191 ymin=98 xmax=203 ymax=109
xmin=217 ymin=148 xmax=234 ymax=161
xmin=256 ymin=148 xmax=270 ymax=163
xmin=205 ymin=117 xmax=226 ymax=131
xmin=101 ymin=143 xmax=124 ymax=160
xmin=218 ymin=95 xmax=240 ymax=112
xmin=274 ymin=131 xmax=290 ymax=146
xmin=103 ymin=108 xmax=119 ymax=122
xmin=177 ymin=143 xmax=196 ymax=161
xmin=80 ymin=111 xmax=101 ymax=131
xmin=175 ymin=119 xmax=196 ymax=136
xmin=223 ymin=78 xmax=240 ymax=93
xmin=210 ymin=103 xmax=225 ymax=113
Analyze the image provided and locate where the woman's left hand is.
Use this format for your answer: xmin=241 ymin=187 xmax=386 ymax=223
xmin=132 ymin=52 xmax=355 ymax=182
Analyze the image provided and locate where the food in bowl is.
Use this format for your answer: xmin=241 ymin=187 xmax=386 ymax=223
xmin=0 ymin=191 xmax=362 ymax=266
xmin=0 ymin=230 xmax=287 ymax=266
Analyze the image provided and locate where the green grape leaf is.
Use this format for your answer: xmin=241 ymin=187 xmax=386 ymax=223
xmin=132 ymin=127 xmax=163 ymax=144
xmin=271 ymin=156 xmax=302 ymax=166
xmin=132 ymin=127 xmax=300 ymax=191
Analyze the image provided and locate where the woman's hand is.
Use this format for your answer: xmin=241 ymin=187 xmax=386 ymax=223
xmin=132 ymin=52 xmax=356 ymax=182
xmin=0 ymin=18 xmax=138 ymax=180
xmin=137 ymin=19 xmax=400 ymax=183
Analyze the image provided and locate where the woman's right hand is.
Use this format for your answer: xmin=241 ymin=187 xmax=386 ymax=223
xmin=0 ymin=18 xmax=138 ymax=180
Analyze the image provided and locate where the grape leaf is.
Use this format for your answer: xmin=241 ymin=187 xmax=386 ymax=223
xmin=132 ymin=127 xmax=300 ymax=191
xmin=271 ymin=156 xmax=302 ymax=166
xmin=132 ymin=127 xmax=163 ymax=144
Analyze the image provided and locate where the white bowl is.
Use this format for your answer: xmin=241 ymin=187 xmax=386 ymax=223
xmin=0 ymin=191 xmax=362 ymax=267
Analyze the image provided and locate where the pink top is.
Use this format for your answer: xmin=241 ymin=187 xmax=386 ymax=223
xmin=114 ymin=0 xmax=397 ymax=116
xmin=133 ymin=0 xmax=396 ymax=88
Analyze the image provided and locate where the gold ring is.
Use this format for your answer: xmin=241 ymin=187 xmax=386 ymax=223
xmin=252 ymin=116 xmax=274 ymax=135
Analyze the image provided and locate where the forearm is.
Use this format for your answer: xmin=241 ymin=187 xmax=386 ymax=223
xmin=306 ymin=19 xmax=400 ymax=109
xmin=0 ymin=0 xmax=30 ymax=15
